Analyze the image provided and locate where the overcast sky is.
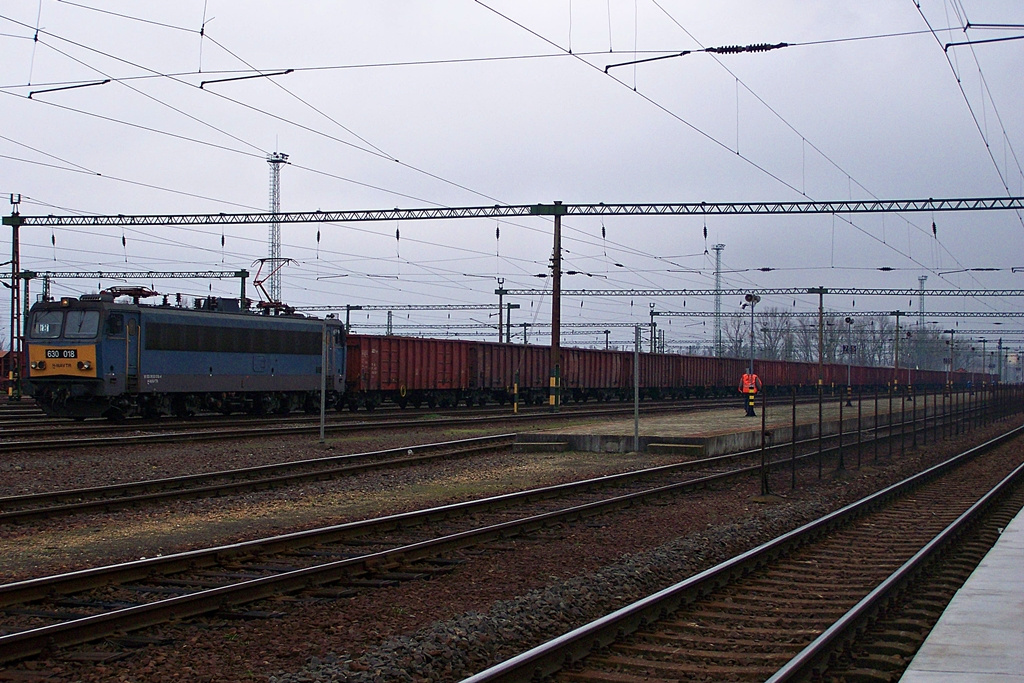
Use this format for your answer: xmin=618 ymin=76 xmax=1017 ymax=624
xmin=3 ymin=1 xmax=1024 ymax=349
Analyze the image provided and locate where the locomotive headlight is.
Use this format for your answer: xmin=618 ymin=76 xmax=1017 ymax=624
xmin=78 ymin=360 xmax=92 ymax=371
xmin=30 ymin=360 xmax=46 ymax=370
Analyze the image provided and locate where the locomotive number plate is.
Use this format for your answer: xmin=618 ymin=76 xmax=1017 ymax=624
xmin=45 ymin=348 xmax=78 ymax=359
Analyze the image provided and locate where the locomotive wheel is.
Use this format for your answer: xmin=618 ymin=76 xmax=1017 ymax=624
xmin=103 ymin=407 xmax=126 ymax=422
xmin=275 ymin=396 xmax=291 ymax=415
xmin=173 ymin=395 xmax=199 ymax=418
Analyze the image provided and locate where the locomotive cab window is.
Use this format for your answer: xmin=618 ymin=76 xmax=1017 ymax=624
xmin=30 ymin=310 xmax=64 ymax=339
xmin=65 ymin=310 xmax=101 ymax=338
xmin=106 ymin=313 xmax=125 ymax=336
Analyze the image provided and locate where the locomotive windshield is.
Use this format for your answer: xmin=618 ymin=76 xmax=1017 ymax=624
xmin=30 ymin=311 xmax=63 ymax=339
xmin=29 ymin=310 xmax=101 ymax=339
xmin=65 ymin=310 xmax=100 ymax=338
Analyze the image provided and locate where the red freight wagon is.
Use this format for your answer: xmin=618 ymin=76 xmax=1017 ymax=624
xmin=471 ymin=342 xmax=550 ymax=404
xmin=472 ymin=343 xmax=634 ymax=405
xmin=566 ymin=346 xmax=632 ymax=397
xmin=345 ymin=334 xmax=471 ymax=409
xmin=340 ymin=334 xmax=999 ymax=411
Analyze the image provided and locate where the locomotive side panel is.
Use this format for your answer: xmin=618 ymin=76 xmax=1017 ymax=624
xmin=139 ymin=309 xmax=329 ymax=394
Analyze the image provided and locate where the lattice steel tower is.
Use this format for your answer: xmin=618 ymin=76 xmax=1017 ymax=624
xmin=713 ymin=244 xmax=725 ymax=357
xmin=267 ymin=152 xmax=289 ymax=303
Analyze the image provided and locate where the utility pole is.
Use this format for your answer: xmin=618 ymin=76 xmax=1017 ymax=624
xmin=743 ymin=294 xmax=760 ymax=374
xmin=497 ymin=279 xmax=504 ymax=343
xmin=998 ymin=337 xmax=1003 ymax=382
xmin=649 ymin=303 xmax=657 ymax=353
xmin=981 ymin=338 xmax=987 ymax=385
xmin=532 ymin=202 xmax=567 ymax=411
xmin=7 ymin=194 xmax=21 ymax=400
xmin=918 ymin=275 xmax=927 ymax=368
xmin=808 ymin=287 xmax=828 ymax=387
xmin=506 ymin=302 xmax=518 ymax=343
xmin=845 ymin=316 xmax=854 ymax=406
xmin=945 ymin=329 xmax=956 ymax=387
xmin=713 ymin=244 xmax=725 ymax=357
xmin=891 ymin=310 xmax=904 ymax=386
xmin=633 ymin=325 xmax=640 ymax=451
xmin=344 ymin=304 xmax=362 ymax=332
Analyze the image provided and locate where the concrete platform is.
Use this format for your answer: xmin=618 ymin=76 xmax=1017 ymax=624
xmin=899 ymin=506 xmax=1024 ymax=682
xmin=517 ymin=395 xmax=917 ymax=455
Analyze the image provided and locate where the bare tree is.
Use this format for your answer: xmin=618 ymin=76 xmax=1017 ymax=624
xmin=723 ymin=315 xmax=747 ymax=359
xmin=756 ymin=307 xmax=793 ymax=360
xmin=792 ymin=321 xmax=817 ymax=362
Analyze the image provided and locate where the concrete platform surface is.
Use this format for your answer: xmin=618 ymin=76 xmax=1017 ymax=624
xmin=551 ymin=398 xmax=888 ymax=438
xmin=899 ymin=505 xmax=1024 ymax=682
xmin=519 ymin=394 xmax=920 ymax=454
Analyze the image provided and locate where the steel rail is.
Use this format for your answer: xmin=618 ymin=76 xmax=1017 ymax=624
xmin=0 ymin=391 xmax=984 ymax=523
xmin=0 ymin=434 xmax=516 ymax=523
xmin=767 ymin=459 xmax=1024 ymax=682
xmin=0 ymin=460 xmax=781 ymax=661
xmin=458 ymin=423 xmax=1024 ymax=683
xmin=0 ymin=407 xmax=1003 ymax=663
xmin=0 ymin=426 xmax=879 ymax=663
xmin=0 ymin=397 xmax=805 ymax=453
xmin=0 ymin=404 xmax=633 ymax=453
xmin=0 ymin=448 xmax=766 ymax=605
xmin=0 ymin=389 xmax=924 ymax=523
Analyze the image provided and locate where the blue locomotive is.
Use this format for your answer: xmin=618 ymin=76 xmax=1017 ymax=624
xmin=25 ymin=293 xmax=346 ymax=419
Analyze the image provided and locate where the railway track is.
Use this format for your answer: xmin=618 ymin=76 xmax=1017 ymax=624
xmin=0 ymin=419 xmax=887 ymax=664
xmin=0 ymin=434 xmax=516 ymax=524
xmin=0 ymin=400 xmax=728 ymax=453
xmin=0 ymin=390 xmax=997 ymax=524
xmin=0 ymin=390 xmax=964 ymax=456
xmin=461 ymin=425 xmax=1024 ymax=683
xmin=0 ymin=392 xmax=865 ymax=440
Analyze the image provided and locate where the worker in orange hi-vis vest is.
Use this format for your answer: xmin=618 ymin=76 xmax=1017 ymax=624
xmin=739 ymin=372 xmax=762 ymax=417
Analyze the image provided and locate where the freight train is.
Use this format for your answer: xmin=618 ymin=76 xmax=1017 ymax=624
xmin=23 ymin=294 xmax=992 ymax=420
xmin=341 ymin=333 xmax=983 ymax=410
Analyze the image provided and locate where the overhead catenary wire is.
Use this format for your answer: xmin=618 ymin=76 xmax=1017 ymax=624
xmin=1 ymin=8 xmax=700 ymax=281
xmin=914 ymin=1 xmax=1024 ymax=236
xmin=471 ymin=1 xmax=977 ymax=287
xmin=647 ymin=0 xmax=980 ymax=285
xmin=4 ymin=5 xmax=1022 ymax=328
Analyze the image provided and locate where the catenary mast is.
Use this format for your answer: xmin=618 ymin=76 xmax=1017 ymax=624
xmin=267 ymin=152 xmax=289 ymax=304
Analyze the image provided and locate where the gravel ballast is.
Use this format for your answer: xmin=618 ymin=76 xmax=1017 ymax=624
xmin=1 ymin=419 xmax=1020 ymax=683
